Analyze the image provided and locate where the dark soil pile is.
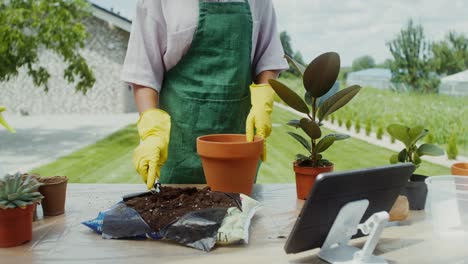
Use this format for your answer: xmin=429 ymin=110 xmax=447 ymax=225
xmin=125 ymin=187 xmax=239 ymax=232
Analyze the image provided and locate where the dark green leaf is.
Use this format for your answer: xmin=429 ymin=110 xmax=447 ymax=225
xmin=330 ymin=133 xmax=350 ymax=140
xmin=387 ymin=124 xmax=411 ymax=147
xmin=295 ymin=154 xmax=310 ymax=161
xmin=299 ymin=118 xmax=321 ymax=139
xmin=317 ymin=85 xmax=361 ymax=122
xmin=287 ymin=120 xmax=301 ymax=128
xmin=316 ymin=135 xmax=336 ymax=153
xmin=413 ymin=152 xmax=422 ymax=165
xmin=390 ymin=154 xmax=399 ymax=164
xmin=269 ymin=79 xmax=309 ymax=114
xmin=285 ymin=54 xmax=305 ymax=77
xmin=317 ymin=81 xmax=340 ymax=108
xmin=398 ymin=149 xmax=408 ymax=162
xmin=417 ymin=144 xmax=444 ymax=157
xmin=303 ymin=52 xmax=341 ymax=98
xmin=287 ymin=132 xmax=312 ymax=153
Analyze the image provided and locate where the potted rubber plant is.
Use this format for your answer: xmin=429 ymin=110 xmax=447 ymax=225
xmin=0 ymin=173 xmax=43 ymax=247
xmin=387 ymin=124 xmax=444 ymax=210
xmin=269 ymin=52 xmax=361 ymax=199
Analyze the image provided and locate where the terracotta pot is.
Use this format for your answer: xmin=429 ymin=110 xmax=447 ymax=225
xmin=294 ymin=163 xmax=334 ymax=200
xmin=451 ymin=162 xmax=468 ymax=176
xmin=0 ymin=204 xmax=34 ymax=247
xmin=197 ymin=134 xmax=263 ymax=196
xmin=38 ymin=176 xmax=68 ymax=216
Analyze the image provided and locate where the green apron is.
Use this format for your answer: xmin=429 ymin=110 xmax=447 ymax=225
xmin=159 ymin=0 xmax=253 ymax=183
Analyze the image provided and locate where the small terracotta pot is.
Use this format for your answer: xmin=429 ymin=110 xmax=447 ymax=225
xmin=451 ymin=162 xmax=468 ymax=176
xmin=38 ymin=176 xmax=68 ymax=216
xmin=0 ymin=204 xmax=34 ymax=247
xmin=197 ymin=134 xmax=263 ymax=196
xmin=294 ymin=163 xmax=334 ymax=200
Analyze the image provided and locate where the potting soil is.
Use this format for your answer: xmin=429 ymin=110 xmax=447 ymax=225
xmin=125 ymin=186 xmax=239 ymax=232
xmin=82 ymin=186 xmax=260 ymax=252
xmin=38 ymin=176 xmax=68 ymax=184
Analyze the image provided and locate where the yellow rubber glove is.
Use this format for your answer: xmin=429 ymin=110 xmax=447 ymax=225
xmin=0 ymin=106 xmax=15 ymax=133
xmin=133 ymin=109 xmax=171 ymax=189
xmin=246 ymin=84 xmax=274 ymax=161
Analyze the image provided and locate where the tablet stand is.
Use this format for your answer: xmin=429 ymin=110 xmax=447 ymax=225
xmin=318 ymin=199 xmax=389 ymax=264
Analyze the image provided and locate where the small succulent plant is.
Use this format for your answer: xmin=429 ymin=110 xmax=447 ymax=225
xmin=0 ymin=173 xmax=43 ymax=209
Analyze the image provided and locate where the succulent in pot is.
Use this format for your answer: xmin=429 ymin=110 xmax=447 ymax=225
xmin=269 ymin=52 xmax=361 ymax=199
xmin=0 ymin=173 xmax=44 ymax=247
xmin=387 ymin=124 xmax=444 ymax=210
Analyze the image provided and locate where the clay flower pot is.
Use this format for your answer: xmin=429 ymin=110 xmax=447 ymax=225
xmin=197 ymin=134 xmax=263 ymax=196
xmin=0 ymin=204 xmax=34 ymax=247
xmin=451 ymin=162 xmax=468 ymax=176
xmin=38 ymin=176 xmax=68 ymax=216
xmin=294 ymin=163 xmax=334 ymax=200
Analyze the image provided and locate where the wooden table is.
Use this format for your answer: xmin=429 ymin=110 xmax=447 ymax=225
xmin=0 ymin=184 xmax=466 ymax=264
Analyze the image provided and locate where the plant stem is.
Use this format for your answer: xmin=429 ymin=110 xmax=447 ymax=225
xmin=311 ymin=98 xmax=318 ymax=165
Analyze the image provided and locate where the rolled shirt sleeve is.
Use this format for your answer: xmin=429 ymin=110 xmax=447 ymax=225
xmin=252 ymin=0 xmax=289 ymax=76
xmin=121 ymin=0 xmax=166 ymax=92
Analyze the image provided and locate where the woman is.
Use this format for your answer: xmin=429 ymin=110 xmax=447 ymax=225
xmin=122 ymin=0 xmax=288 ymax=189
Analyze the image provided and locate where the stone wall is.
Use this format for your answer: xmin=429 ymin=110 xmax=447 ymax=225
xmin=0 ymin=16 xmax=137 ymax=114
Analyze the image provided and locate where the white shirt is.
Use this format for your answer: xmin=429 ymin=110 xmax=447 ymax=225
xmin=121 ymin=0 xmax=288 ymax=92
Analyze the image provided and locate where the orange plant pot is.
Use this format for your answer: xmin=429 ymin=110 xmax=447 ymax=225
xmin=451 ymin=162 xmax=468 ymax=176
xmin=0 ymin=204 xmax=34 ymax=248
xmin=197 ymin=134 xmax=263 ymax=196
xmin=294 ymin=163 xmax=334 ymax=200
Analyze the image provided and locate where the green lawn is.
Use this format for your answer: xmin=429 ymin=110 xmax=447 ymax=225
xmin=276 ymin=76 xmax=467 ymax=156
xmin=31 ymin=106 xmax=449 ymax=184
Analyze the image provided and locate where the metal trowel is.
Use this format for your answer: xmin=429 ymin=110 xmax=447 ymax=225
xmin=122 ymin=182 xmax=161 ymax=202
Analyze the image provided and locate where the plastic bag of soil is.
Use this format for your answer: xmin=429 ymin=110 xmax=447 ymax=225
xmin=82 ymin=187 xmax=260 ymax=251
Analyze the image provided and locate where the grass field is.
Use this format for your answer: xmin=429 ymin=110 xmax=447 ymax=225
xmin=275 ymin=76 xmax=468 ymax=156
xmin=31 ymin=106 xmax=449 ymax=184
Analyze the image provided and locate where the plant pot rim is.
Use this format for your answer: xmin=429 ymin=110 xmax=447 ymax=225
xmin=197 ymin=134 xmax=263 ymax=145
xmin=452 ymin=162 xmax=468 ymax=168
xmin=293 ymin=161 xmax=334 ymax=168
xmin=38 ymin=176 xmax=68 ymax=186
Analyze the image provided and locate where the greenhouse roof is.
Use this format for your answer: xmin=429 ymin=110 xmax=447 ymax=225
xmin=441 ymin=69 xmax=468 ymax=82
xmin=348 ymin=68 xmax=391 ymax=78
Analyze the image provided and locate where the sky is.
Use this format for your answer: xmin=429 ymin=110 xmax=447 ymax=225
xmin=89 ymin=0 xmax=468 ymax=66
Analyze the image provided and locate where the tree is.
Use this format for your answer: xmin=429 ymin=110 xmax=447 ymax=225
xmin=432 ymin=32 xmax=468 ymax=76
xmin=386 ymin=19 xmax=439 ymax=93
xmin=0 ymin=0 xmax=95 ymax=94
xmin=280 ymin=31 xmax=294 ymax=56
xmin=351 ymin=55 xmax=375 ymax=71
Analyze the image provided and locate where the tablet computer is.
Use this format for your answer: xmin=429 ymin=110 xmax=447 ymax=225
xmin=284 ymin=163 xmax=415 ymax=254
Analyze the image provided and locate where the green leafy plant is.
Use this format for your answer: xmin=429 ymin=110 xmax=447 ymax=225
xmin=0 ymin=106 xmax=15 ymax=133
xmin=447 ymin=133 xmax=459 ymax=160
xmin=330 ymin=114 xmax=335 ymax=124
xmin=337 ymin=115 xmax=343 ymax=127
xmin=0 ymin=173 xmax=43 ymax=209
xmin=345 ymin=117 xmax=352 ymax=131
xmin=365 ymin=118 xmax=372 ymax=136
xmin=376 ymin=125 xmax=384 ymax=140
xmin=387 ymin=124 xmax=444 ymax=168
xmin=269 ymin=52 xmax=361 ymax=167
xmin=354 ymin=118 xmax=361 ymax=133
